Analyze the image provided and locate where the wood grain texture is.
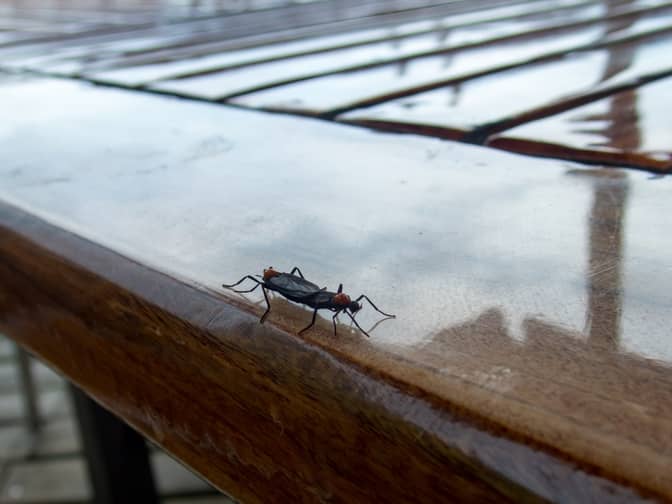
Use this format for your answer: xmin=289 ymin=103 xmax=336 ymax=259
xmin=1 ymin=76 xmax=671 ymax=502
xmin=0 ymin=202 xmax=550 ymax=504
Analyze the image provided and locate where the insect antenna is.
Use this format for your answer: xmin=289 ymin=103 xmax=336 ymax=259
xmin=230 ymin=284 xmax=260 ymax=294
xmin=222 ymin=275 xmax=261 ymax=290
xmin=354 ymin=295 xmax=395 ymax=318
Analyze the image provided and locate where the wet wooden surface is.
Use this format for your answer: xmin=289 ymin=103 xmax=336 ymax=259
xmin=1 ymin=1 xmax=672 ymax=502
xmin=229 ymin=2 xmax=672 ymax=111
xmin=2 ymin=0 xmax=670 ymax=170
xmin=487 ymin=74 xmax=672 ymax=169
xmin=338 ymin=33 xmax=672 ymax=139
xmin=1 ymin=76 xmax=672 ymax=502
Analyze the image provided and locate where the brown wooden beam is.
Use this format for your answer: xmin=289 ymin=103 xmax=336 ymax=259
xmin=0 ymin=202 xmax=551 ymax=503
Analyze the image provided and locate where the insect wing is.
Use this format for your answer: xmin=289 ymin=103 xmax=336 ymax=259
xmin=268 ymin=274 xmax=320 ymax=299
xmin=310 ymin=291 xmax=336 ymax=307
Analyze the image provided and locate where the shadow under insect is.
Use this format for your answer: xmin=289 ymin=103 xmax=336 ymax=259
xmin=222 ymin=267 xmax=395 ymax=337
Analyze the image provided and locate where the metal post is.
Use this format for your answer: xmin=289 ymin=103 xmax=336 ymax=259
xmin=70 ymin=385 xmax=159 ymax=504
xmin=14 ymin=345 xmax=40 ymax=433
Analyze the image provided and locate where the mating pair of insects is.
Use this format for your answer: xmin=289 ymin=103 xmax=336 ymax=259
xmin=222 ymin=267 xmax=395 ymax=337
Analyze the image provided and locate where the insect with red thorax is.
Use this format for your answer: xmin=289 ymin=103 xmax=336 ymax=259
xmin=222 ymin=266 xmax=395 ymax=337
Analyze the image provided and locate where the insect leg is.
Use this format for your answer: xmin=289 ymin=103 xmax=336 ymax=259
xmin=354 ymin=295 xmax=395 ymax=318
xmin=230 ymin=282 xmax=261 ymax=294
xmin=337 ymin=283 xmax=343 ymax=294
xmin=298 ymin=308 xmax=318 ymax=335
xmin=222 ymin=275 xmax=261 ymax=291
xmin=289 ymin=267 xmax=305 ymax=279
xmin=332 ymin=311 xmax=342 ymax=336
xmin=344 ymin=310 xmax=371 ymax=338
xmin=260 ymin=286 xmax=272 ymax=323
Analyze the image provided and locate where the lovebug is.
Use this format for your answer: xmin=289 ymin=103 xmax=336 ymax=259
xmin=222 ymin=267 xmax=395 ymax=337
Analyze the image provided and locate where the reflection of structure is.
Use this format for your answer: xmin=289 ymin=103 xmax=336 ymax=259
xmin=415 ymin=0 xmax=643 ymax=371
xmin=581 ymin=0 xmax=637 ymax=348
xmin=412 ymin=165 xmax=631 ymax=364
xmin=601 ymin=0 xmax=641 ymax=82
xmin=413 ymin=304 xmax=671 ymax=391
xmin=584 ymin=170 xmax=628 ymax=349
xmin=406 ymin=6 xmax=671 ymax=483
xmin=577 ymin=0 xmax=642 ymax=152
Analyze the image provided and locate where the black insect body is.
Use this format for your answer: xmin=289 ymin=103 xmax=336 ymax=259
xmin=222 ymin=267 xmax=394 ymax=337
